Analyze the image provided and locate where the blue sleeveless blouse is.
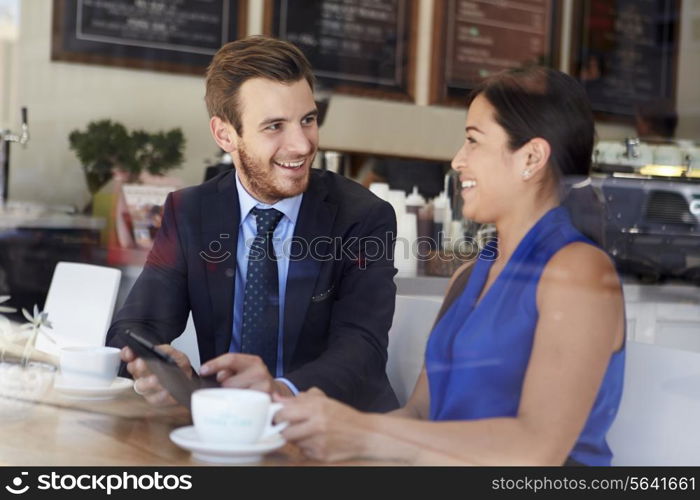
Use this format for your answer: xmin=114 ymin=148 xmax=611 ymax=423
xmin=425 ymin=207 xmax=625 ymax=466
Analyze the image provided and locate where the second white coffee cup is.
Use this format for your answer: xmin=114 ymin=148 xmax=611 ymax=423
xmin=191 ymin=388 xmax=288 ymax=445
xmin=59 ymin=346 xmax=121 ymax=388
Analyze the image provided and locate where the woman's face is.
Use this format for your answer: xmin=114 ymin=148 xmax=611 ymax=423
xmin=451 ymin=94 xmax=527 ymax=224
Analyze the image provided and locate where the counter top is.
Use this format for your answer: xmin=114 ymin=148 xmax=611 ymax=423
xmin=395 ymin=275 xmax=700 ymax=305
xmin=0 ymin=215 xmax=105 ymax=230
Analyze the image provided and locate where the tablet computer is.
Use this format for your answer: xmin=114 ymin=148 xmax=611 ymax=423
xmin=122 ymin=329 xmax=219 ymax=409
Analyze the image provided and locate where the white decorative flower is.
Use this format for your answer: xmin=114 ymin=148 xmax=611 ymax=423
xmin=9 ymin=305 xmax=54 ymax=364
xmin=0 ymin=298 xmax=56 ymax=368
xmin=21 ymin=305 xmax=53 ymax=331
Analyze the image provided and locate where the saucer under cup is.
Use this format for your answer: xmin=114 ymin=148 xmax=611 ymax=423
xmin=53 ymin=376 xmax=133 ymax=400
xmin=169 ymin=426 xmax=285 ymax=464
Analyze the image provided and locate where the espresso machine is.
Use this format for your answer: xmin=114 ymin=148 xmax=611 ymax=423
xmin=588 ymin=137 xmax=700 ymax=283
xmin=0 ymin=107 xmax=29 ymax=206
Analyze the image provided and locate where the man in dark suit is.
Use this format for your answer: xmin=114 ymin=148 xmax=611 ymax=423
xmin=106 ymin=36 xmax=399 ymax=412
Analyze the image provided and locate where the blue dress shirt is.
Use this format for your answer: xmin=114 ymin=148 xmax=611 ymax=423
xmin=230 ymin=173 xmax=303 ymax=394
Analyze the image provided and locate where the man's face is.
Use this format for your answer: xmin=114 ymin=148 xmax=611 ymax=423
xmin=231 ymin=77 xmax=319 ymax=204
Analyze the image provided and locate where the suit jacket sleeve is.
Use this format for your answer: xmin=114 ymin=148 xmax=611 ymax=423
xmin=284 ymin=200 xmax=398 ymax=407
xmin=105 ymin=192 xmax=190 ymax=349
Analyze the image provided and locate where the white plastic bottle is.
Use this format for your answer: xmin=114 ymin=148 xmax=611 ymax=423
xmin=433 ymin=191 xmax=449 ymax=250
xmin=405 ymin=186 xmax=426 ymax=216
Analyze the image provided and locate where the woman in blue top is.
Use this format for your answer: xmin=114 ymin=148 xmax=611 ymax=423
xmin=276 ymin=67 xmax=625 ymax=466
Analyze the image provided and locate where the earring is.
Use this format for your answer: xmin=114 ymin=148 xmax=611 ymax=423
xmin=522 ymin=168 xmax=532 ymax=180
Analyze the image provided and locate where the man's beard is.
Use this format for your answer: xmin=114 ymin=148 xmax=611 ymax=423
xmin=237 ymin=142 xmax=311 ymax=203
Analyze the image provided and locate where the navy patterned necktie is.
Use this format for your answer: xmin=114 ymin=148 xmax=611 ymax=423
xmin=240 ymin=207 xmax=284 ymax=375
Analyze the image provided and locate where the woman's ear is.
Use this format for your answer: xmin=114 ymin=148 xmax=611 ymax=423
xmin=209 ymin=116 xmax=239 ymax=153
xmin=522 ymin=138 xmax=551 ymax=180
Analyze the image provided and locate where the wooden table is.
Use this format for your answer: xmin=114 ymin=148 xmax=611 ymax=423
xmin=0 ymin=390 xmax=332 ymax=466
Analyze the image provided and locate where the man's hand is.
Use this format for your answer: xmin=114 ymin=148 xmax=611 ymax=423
xmin=200 ymin=353 xmax=293 ymax=396
xmin=121 ymin=344 xmax=192 ymax=406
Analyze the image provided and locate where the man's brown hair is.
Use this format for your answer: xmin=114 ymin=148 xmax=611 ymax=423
xmin=205 ymin=35 xmax=315 ymax=135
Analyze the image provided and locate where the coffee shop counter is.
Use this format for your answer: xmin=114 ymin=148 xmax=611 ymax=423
xmin=0 ymin=210 xmax=106 ymax=320
xmin=395 ymin=275 xmax=700 ymax=353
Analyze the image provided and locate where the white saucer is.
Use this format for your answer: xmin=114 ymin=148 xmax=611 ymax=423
xmin=53 ymin=376 xmax=134 ymax=400
xmin=169 ymin=426 xmax=286 ymax=464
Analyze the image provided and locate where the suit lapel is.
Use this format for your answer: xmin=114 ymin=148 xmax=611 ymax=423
xmin=283 ymin=174 xmax=337 ymax=370
xmin=201 ymin=172 xmax=240 ymax=356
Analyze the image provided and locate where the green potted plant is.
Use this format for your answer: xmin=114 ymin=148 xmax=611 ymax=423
xmin=68 ymin=119 xmax=185 ymax=195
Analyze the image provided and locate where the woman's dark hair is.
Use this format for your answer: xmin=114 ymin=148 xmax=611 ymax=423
xmin=467 ymin=66 xmax=594 ymax=182
xmin=466 ymin=66 xmax=604 ymax=245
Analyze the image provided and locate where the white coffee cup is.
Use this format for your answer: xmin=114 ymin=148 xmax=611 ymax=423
xmin=59 ymin=346 xmax=121 ymax=388
xmin=191 ymin=388 xmax=288 ymax=445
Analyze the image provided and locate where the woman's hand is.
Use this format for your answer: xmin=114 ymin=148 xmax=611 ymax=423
xmin=275 ymin=388 xmax=371 ymax=462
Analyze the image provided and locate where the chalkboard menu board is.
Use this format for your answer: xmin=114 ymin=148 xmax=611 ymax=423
xmin=569 ymin=0 xmax=680 ymax=121
xmin=51 ymin=0 xmax=247 ymax=75
xmin=430 ymin=0 xmax=561 ymax=105
xmin=265 ymin=0 xmax=417 ymax=100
